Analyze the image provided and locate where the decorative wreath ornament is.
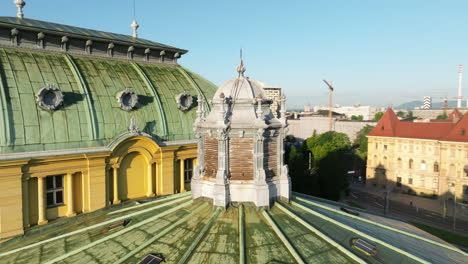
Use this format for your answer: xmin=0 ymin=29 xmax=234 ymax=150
xmin=175 ymin=91 xmax=193 ymax=111
xmin=116 ymin=88 xmax=138 ymax=111
xmin=35 ymin=84 xmax=64 ymax=111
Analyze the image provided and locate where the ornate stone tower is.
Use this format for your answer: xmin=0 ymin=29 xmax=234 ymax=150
xmin=192 ymin=59 xmax=290 ymax=208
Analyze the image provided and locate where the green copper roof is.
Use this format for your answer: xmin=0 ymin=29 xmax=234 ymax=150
xmin=0 ymin=47 xmax=216 ymax=153
xmin=0 ymin=193 xmax=465 ymax=264
xmin=0 ymin=17 xmax=186 ymax=53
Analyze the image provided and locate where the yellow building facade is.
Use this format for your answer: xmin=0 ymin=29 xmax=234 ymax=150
xmin=0 ymin=16 xmax=214 ymax=241
xmin=366 ymin=109 xmax=468 ymax=201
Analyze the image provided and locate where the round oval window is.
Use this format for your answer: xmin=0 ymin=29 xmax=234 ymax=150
xmin=122 ymin=93 xmax=133 ymax=107
xmin=180 ymin=95 xmax=189 ymax=108
xmin=43 ymin=90 xmax=57 ymax=106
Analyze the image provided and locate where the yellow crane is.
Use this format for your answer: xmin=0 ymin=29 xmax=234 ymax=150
xmin=323 ymin=79 xmax=334 ymax=131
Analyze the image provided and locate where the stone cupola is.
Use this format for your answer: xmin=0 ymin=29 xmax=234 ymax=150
xmin=192 ymin=59 xmax=290 ymax=208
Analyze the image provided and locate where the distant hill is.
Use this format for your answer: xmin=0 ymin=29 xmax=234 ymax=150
xmin=396 ymin=100 xmax=457 ymax=110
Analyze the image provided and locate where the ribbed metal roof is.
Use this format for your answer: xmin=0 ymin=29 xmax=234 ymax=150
xmin=0 ymin=192 xmax=465 ymax=264
xmin=0 ymin=17 xmax=187 ymax=53
xmin=0 ymin=47 xmax=216 ymax=153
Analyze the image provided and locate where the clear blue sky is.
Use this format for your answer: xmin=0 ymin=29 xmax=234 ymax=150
xmin=2 ymin=0 xmax=468 ymax=108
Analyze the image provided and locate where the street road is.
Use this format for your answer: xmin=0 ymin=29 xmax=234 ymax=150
xmin=349 ymin=189 xmax=468 ymax=236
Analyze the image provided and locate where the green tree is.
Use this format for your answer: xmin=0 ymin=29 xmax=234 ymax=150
xmin=373 ymin=112 xmax=384 ymax=120
xmin=407 ymin=111 xmax=413 ymax=118
xmin=303 ymin=131 xmax=353 ymax=200
xmin=436 ymin=113 xmax=448 ymax=120
xmin=285 ymin=145 xmax=311 ymax=194
xmin=396 ymin=111 xmax=405 ymax=118
xmin=351 ymin=115 xmax=363 ymax=120
xmin=305 ymin=131 xmax=351 ymax=164
xmin=354 ymin=125 xmax=375 ymax=159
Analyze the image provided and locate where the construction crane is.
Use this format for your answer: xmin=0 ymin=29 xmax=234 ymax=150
xmin=435 ymin=96 xmax=458 ymax=112
xmin=323 ymin=79 xmax=334 ymax=131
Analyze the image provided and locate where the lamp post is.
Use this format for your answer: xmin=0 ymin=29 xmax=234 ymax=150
xmin=449 ymin=183 xmax=457 ymax=231
xmin=323 ymin=80 xmax=334 ymax=131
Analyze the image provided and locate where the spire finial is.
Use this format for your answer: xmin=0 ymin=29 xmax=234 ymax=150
xmin=14 ymin=0 xmax=25 ymax=19
xmin=130 ymin=0 xmax=139 ymax=38
xmin=236 ymin=48 xmax=246 ymax=77
xmin=131 ymin=19 xmax=139 ymax=38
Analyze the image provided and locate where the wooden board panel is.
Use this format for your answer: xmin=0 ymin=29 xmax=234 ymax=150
xmin=204 ymin=136 xmax=218 ymax=178
xmin=229 ymin=137 xmax=254 ymax=180
xmin=264 ymin=137 xmax=278 ymax=178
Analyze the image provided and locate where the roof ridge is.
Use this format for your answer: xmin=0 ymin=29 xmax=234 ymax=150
xmin=0 ymin=16 xmax=185 ymax=52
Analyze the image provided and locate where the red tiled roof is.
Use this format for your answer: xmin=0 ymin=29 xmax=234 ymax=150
xmin=368 ymin=108 xmax=468 ymax=142
xmin=448 ymin=109 xmax=463 ymax=120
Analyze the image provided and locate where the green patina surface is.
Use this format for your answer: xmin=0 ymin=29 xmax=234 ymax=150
xmin=1 ymin=193 xmax=464 ymax=264
xmin=0 ymin=17 xmax=184 ymax=52
xmin=0 ymin=47 xmax=216 ymax=153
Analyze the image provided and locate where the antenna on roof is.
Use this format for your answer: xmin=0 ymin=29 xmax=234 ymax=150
xmin=130 ymin=0 xmax=139 ymax=38
xmin=14 ymin=0 xmax=25 ymax=19
xmin=236 ymin=48 xmax=246 ymax=77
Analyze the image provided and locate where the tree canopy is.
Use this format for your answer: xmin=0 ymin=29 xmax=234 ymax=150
xmin=305 ymin=131 xmax=351 ymax=164
xmin=436 ymin=113 xmax=448 ymax=120
xmin=373 ymin=112 xmax=384 ymax=120
xmin=396 ymin=111 xmax=405 ymax=118
xmin=354 ymin=125 xmax=375 ymax=159
xmin=351 ymin=115 xmax=363 ymax=120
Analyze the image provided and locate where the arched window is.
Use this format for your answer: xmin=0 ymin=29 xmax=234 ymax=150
xmin=434 ymin=162 xmax=439 ymax=172
xmin=374 ymin=155 xmax=377 ymax=166
xmin=420 ymin=160 xmax=426 ymax=170
xmin=397 ymin=158 xmax=402 ymax=168
xmin=409 ymin=159 xmax=413 ymax=169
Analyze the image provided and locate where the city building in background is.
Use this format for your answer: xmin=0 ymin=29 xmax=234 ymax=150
xmin=421 ymin=96 xmax=432 ymax=109
xmin=287 ymin=109 xmax=376 ymax=141
xmin=367 ymin=109 xmax=468 ymax=200
xmin=313 ymin=104 xmax=384 ymax=120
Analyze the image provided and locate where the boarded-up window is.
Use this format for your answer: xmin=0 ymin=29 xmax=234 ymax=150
xmin=229 ymin=138 xmax=254 ymax=180
xmin=204 ymin=137 xmax=218 ymax=178
xmin=264 ymin=137 xmax=278 ymax=178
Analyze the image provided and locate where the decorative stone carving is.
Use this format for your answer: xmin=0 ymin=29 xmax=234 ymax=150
xmin=37 ymin=32 xmax=45 ymax=48
xmin=116 ymin=88 xmax=138 ymax=111
xmin=173 ymin=52 xmax=180 ymax=63
xmin=191 ymin=57 xmax=290 ymax=208
xmin=175 ymin=91 xmax=193 ymax=111
xmin=144 ymin=48 xmax=151 ymax=61
xmin=14 ymin=0 xmax=25 ymax=19
xmin=10 ymin=28 xmax=19 ymax=45
xmin=61 ymin=36 xmax=69 ymax=51
xmin=35 ymin=84 xmax=64 ymax=111
xmin=85 ymin=39 xmax=93 ymax=54
xmin=127 ymin=46 xmax=135 ymax=59
xmin=159 ymin=50 xmax=165 ymax=63
xmin=107 ymin=43 xmax=114 ymax=57
xmin=129 ymin=116 xmax=139 ymax=134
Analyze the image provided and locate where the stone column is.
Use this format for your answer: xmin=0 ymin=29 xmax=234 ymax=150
xmin=180 ymin=158 xmax=185 ymax=192
xmin=37 ymin=177 xmax=48 ymax=225
xmin=193 ymin=133 xmax=204 ymax=180
xmin=214 ymin=128 xmax=230 ymax=207
xmin=105 ymin=167 xmax=110 ymax=206
xmin=254 ymin=128 xmax=266 ymax=183
xmin=147 ymin=162 xmax=155 ymax=197
xmin=22 ymin=178 xmax=30 ymax=228
xmin=112 ymin=165 xmax=120 ymax=204
xmin=253 ymin=128 xmax=269 ymax=207
xmin=66 ymin=173 xmax=76 ymax=217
